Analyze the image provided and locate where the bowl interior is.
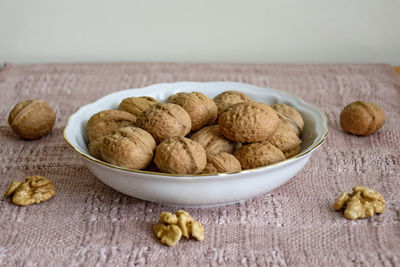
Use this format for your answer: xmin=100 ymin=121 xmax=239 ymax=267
xmin=64 ymin=81 xmax=328 ymax=175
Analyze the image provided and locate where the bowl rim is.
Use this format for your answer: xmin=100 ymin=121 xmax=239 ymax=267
xmin=63 ymin=81 xmax=328 ymax=179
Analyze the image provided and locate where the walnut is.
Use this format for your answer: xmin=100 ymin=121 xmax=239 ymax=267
xmin=269 ymin=123 xmax=302 ymax=153
xmin=166 ymin=92 xmax=218 ymax=131
xmin=333 ymin=186 xmax=385 ymax=220
xmin=273 ymin=104 xmax=304 ymax=137
xmin=8 ymin=100 xmax=56 ymax=140
xmin=202 ymin=152 xmax=242 ymax=174
xmin=219 ymin=102 xmax=280 ymax=143
xmin=136 ymin=103 xmax=191 ymax=144
xmin=86 ymin=110 xmax=136 ymax=143
xmin=283 ymin=144 xmax=301 ymax=159
xmin=101 ymin=127 xmax=156 ymax=170
xmin=4 ymin=176 xmax=56 ymax=206
xmin=154 ymin=136 xmax=207 ymax=174
xmin=118 ymin=96 xmax=158 ymax=116
xmin=153 ymin=210 xmax=204 ymax=246
xmin=190 ymin=125 xmax=236 ymax=154
xmin=340 ymin=101 xmax=385 ymax=136
xmin=88 ymin=137 xmax=104 ymax=160
xmin=213 ymin=90 xmax=252 ymax=116
xmin=234 ymin=142 xmax=285 ymax=170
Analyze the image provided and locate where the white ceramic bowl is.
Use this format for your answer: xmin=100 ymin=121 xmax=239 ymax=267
xmin=64 ymin=82 xmax=328 ymax=207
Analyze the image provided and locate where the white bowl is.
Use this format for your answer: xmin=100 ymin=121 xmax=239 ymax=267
xmin=64 ymin=82 xmax=328 ymax=207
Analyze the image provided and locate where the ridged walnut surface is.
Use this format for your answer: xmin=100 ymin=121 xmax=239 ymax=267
xmin=202 ymin=152 xmax=242 ymax=174
xmin=190 ymin=125 xmax=236 ymax=154
xmin=234 ymin=142 xmax=285 ymax=169
xmin=213 ymin=90 xmax=252 ymax=116
xmin=269 ymin=123 xmax=302 ymax=152
xmin=118 ymin=96 xmax=158 ymax=116
xmin=272 ymin=104 xmax=304 ymax=135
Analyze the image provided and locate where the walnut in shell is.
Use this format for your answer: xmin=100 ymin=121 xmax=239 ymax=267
xmin=136 ymin=103 xmax=191 ymax=143
xmin=166 ymin=92 xmax=217 ymax=131
xmin=118 ymin=96 xmax=158 ymax=116
xmin=154 ymin=136 xmax=207 ymax=174
xmin=213 ymin=90 xmax=252 ymax=116
xmin=202 ymin=152 xmax=242 ymax=174
xmin=273 ymin=104 xmax=304 ymax=137
xmin=190 ymin=125 xmax=236 ymax=154
xmin=8 ymin=100 xmax=56 ymax=140
xmin=101 ymin=127 xmax=156 ymax=170
xmin=88 ymin=137 xmax=104 ymax=160
xmin=86 ymin=110 xmax=137 ymax=143
xmin=234 ymin=142 xmax=285 ymax=170
xmin=269 ymin=123 xmax=302 ymax=153
xmin=340 ymin=101 xmax=385 ymax=136
xmin=218 ymin=102 xmax=280 ymax=143
xmin=283 ymin=144 xmax=301 ymax=159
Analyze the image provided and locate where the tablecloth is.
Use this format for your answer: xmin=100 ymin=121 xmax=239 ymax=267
xmin=0 ymin=62 xmax=399 ymax=266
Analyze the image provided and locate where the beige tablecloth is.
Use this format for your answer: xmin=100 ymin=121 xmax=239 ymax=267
xmin=1 ymin=62 xmax=399 ymax=266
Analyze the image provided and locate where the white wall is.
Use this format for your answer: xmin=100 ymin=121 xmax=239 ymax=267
xmin=1 ymin=0 xmax=399 ymax=65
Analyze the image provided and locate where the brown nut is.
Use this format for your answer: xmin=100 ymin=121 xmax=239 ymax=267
xmin=118 ymin=96 xmax=158 ymax=116
xmin=218 ymin=102 xmax=280 ymax=143
xmin=269 ymin=123 xmax=302 ymax=153
xmin=86 ymin=110 xmax=136 ymax=143
xmin=88 ymin=137 xmax=104 ymax=160
xmin=333 ymin=186 xmax=385 ymax=220
xmin=190 ymin=125 xmax=236 ymax=154
xmin=101 ymin=127 xmax=156 ymax=170
xmin=234 ymin=142 xmax=285 ymax=170
xmin=8 ymin=100 xmax=56 ymax=140
xmin=273 ymin=104 xmax=304 ymax=136
xmin=4 ymin=176 xmax=56 ymax=206
xmin=202 ymin=152 xmax=242 ymax=174
xmin=340 ymin=101 xmax=385 ymax=136
xmin=136 ymin=103 xmax=191 ymax=144
xmin=213 ymin=90 xmax=252 ymax=116
xmin=166 ymin=92 xmax=217 ymax=131
xmin=154 ymin=136 xmax=207 ymax=174
xmin=283 ymin=144 xmax=301 ymax=159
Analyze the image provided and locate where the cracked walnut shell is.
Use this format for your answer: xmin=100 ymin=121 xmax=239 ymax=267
xmin=190 ymin=125 xmax=236 ymax=155
xmin=340 ymin=101 xmax=385 ymax=136
xmin=218 ymin=102 xmax=280 ymax=143
xmin=333 ymin=186 xmax=385 ymax=220
xmin=154 ymin=136 xmax=207 ymax=174
xmin=86 ymin=110 xmax=136 ymax=143
xmin=118 ymin=96 xmax=158 ymax=116
xmin=202 ymin=152 xmax=242 ymax=174
xmin=213 ymin=90 xmax=252 ymax=116
xmin=8 ymin=100 xmax=56 ymax=140
xmin=234 ymin=142 xmax=285 ymax=170
xmin=4 ymin=176 xmax=56 ymax=206
xmin=166 ymin=92 xmax=218 ymax=131
xmin=101 ymin=127 xmax=156 ymax=170
xmin=136 ymin=103 xmax=191 ymax=144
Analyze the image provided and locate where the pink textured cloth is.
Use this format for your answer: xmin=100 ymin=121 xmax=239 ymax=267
xmin=0 ymin=62 xmax=399 ymax=266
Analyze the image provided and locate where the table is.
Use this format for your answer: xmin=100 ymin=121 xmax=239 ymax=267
xmin=1 ymin=63 xmax=399 ymax=266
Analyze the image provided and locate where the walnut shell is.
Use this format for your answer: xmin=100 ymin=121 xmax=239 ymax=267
xmin=86 ymin=110 xmax=136 ymax=142
xmin=340 ymin=101 xmax=385 ymax=136
xmin=283 ymin=144 xmax=301 ymax=159
xmin=154 ymin=136 xmax=207 ymax=174
xmin=218 ymin=102 xmax=280 ymax=143
xmin=101 ymin=127 xmax=156 ymax=170
xmin=273 ymin=104 xmax=304 ymax=136
xmin=190 ymin=125 xmax=236 ymax=154
xmin=202 ymin=152 xmax=242 ymax=174
xmin=166 ymin=92 xmax=217 ymax=131
xmin=269 ymin=123 xmax=302 ymax=152
xmin=234 ymin=142 xmax=285 ymax=170
xmin=88 ymin=137 xmax=104 ymax=160
xmin=213 ymin=90 xmax=252 ymax=116
xmin=8 ymin=100 xmax=56 ymax=140
xmin=136 ymin=103 xmax=191 ymax=144
xmin=118 ymin=96 xmax=158 ymax=116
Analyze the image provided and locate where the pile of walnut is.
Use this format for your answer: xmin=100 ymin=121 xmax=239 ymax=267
xmin=86 ymin=91 xmax=304 ymax=174
xmin=333 ymin=186 xmax=385 ymax=220
xmin=153 ymin=210 xmax=204 ymax=246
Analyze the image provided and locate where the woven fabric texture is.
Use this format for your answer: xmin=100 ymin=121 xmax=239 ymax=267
xmin=0 ymin=63 xmax=399 ymax=266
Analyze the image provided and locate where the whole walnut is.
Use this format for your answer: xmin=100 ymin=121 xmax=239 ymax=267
xmin=234 ymin=142 xmax=285 ymax=170
xmin=273 ymin=104 xmax=304 ymax=137
xmin=136 ymin=103 xmax=191 ymax=144
xmin=88 ymin=137 xmax=104 ymax=160
xmin=154 ymin=136 xmax=207 ymax=174
xmin=101 ymin=127 xmax=156 ymax=170
xmin=283 ymin=144 xmax=301 ymax=159
xmin=166 ymin=92 xmax=218 ymax=131
xmin=219 ymin=102 xmax=280 ymax=143
xmin=202 ymin=152 xmax=242 ymax=174
xmin=213 ymin=90 xmax=252 ymax=116
xmin=118 ymin=96 xmax=158 ymax=116
xmin=86 ymin=110 xmax=136 ymax=143
xmin=269 ymin=123 xmax=302 ymax=153
xmin=340 ymin=101 xmax=385 ymax=136
xmin=8 ymin=100 xmax=56 ymax=140
xmin=190 ymin=125 xmax=236 ymax=154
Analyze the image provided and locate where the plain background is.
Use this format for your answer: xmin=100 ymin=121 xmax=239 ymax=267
xmin=1 ymin=0 xmax=400 ymax=65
